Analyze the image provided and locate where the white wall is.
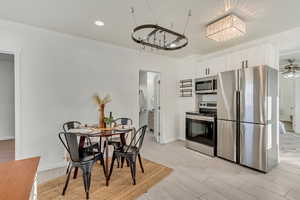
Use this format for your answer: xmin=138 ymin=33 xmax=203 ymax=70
xmin=294 ymin=78 xmax=300 ymax=133
xmin=0 ymin=19 xmax=179 ymax=171
xmin=139 ymin=71 xmax=148 ymax=127
xmin=147 ymin=72 xmax=158 ymax=110
xmin=0 ymin=55 xmax=14 ymax=140
xmin=176 ymin=56 xmax=197 ymax=140
xmin=279 ymin=75 xmax=294 ymax=122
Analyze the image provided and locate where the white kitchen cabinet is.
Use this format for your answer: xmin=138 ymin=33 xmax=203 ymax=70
xmin=227 ymin=44 xmax=275 ymax=70
xmin=211 ymin=56 xmax=228 ymax=75
xmin=195 ymin=62 xmax=206 ymax=78
xmin=195 ymin=43 xmax=276 ymax=79
xmin=196 ymin=56 xmax=228 ymax=78
xmin=201 ymin=59 xmax=214 ymax=77
xmin=227 ymin=50 xmax=246 ymax=71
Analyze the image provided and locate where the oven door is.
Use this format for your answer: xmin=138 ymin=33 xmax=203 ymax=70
xmin=186 ymin=115 xmax=215 ymax=146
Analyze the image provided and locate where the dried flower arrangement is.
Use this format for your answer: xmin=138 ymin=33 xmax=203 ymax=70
xmin=93 ymin=94 xmax=112 ymax=128
xmin=93 ymin=94 xmax=112 ymax=106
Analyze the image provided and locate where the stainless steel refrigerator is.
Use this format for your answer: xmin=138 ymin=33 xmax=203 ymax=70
xmin=217 ymin=65 xmax=279 ymax=172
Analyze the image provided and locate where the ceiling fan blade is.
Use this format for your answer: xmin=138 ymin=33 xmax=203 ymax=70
xmin=279 ymin=68 xmax=287 ymax=72
xmin=281 ymin=70 xmax=290 ymax=75
xmin=280 ymin=64 xmax=292 ymax=69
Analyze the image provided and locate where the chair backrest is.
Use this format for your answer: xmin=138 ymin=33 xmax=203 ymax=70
xmin=125 ymin=125 xmax=147 ymax=152
xmin=58 ymin=132 xmax=93 ymax=162
xmin=63 ymin=121 xmax=81 ymax=132
xmin=113 ymin=118 xmax=133 ymax=126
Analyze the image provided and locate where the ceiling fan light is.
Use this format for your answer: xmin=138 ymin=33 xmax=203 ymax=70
xmin=283 ymin=71 xmax=300 ymax=79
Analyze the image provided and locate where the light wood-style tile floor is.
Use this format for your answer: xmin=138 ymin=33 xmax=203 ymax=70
xmin=39 ymin=133 xmax=300 ymax=200
xmin=0 ymin=139 xmax=15 ymax=163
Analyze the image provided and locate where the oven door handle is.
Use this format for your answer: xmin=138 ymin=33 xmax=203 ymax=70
xmin=186 ymin=115 xmax=214 ymax=122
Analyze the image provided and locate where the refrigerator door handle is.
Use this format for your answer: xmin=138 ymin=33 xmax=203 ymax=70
xmin=236 ymin=90 xmax=240 ymax=164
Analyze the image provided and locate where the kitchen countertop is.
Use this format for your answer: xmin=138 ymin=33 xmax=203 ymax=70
xmin=0 ymin=157 xmax=40 ymax=200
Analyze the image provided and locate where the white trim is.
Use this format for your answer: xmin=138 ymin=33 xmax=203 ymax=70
xmin=0 ymin=48 xmax=21 ymax=160
xmin=0 ymin=136 xmax=15 ymax=140
xmin=138 ymin=69 xmax=163 ymax=144
xmin=38 ymin=161 xmax=67 ymax=172
xmin=161 ymin=137 xmax=178 ymax=144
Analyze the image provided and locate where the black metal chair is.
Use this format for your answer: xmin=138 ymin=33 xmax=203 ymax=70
xmin=63 ymin=121 xmax=82 ymax=132
xmin=59 ymin=132 xmax=106 ymax=199
xmin=103 ymin=118 xmax=133 ymax=167
xmin=63 ymin=121 xmax=101 ymax=174
xmin=108 ymin=125 xmax=147 ymax=185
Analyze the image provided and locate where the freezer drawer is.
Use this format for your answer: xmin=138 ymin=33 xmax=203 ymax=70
xmin=217 ymin=120 xmax=236 ymax=162
xmin=239 ymin=122 xmax=268 ymax=171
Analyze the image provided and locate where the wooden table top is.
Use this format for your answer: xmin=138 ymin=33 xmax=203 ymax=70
xmin=70 ymin=126 xmax=134 ymax=137
xmin=0 ymin=157 xmax=40 ymax=200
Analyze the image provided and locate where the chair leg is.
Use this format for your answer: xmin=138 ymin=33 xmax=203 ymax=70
xmin=108 ymin=153 xmax=116 ymax=180
xmin=128 ymin=157 xmax=136 ymax=185
xmin=62 ymin=166 xmax=73 ymax=195
xmin=121 ymin=157 xmax=125 ymax=168
xmin=116 ymin=156 xmax=120 ymax=168
xmin=103 ymin=141 xmax=107 ymax=154
xmin=138 ymin=153 xmax=144 ymax=173
xmin=100 ymin=156 xmax=106 ymax=176
xmin=66 ymin=162 xmax=71 ymax=175
xmin=112 ymin=146 xmax=120 ymax=168
xmin=80 ymin=163 xmax=93 ymax=199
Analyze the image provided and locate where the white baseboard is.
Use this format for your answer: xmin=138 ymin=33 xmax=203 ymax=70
xmin=161 ymin=137 xmax=178 ymax=144
xmin=38 ymin=161 xmax=67 ymax=172
xmin=0 ymin=136 xmax=15 ymax=140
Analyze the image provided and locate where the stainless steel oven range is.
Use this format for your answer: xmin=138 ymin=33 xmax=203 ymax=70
xmin=185 ymin=111 xmax=217 ymax=157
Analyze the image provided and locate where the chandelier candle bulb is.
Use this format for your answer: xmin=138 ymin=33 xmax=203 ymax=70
xmin=206 ymin=14 xmax=246 ymax=42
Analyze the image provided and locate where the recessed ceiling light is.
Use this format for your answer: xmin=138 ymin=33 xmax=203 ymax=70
xmin=94 ymin=20 xmax=104 ymax=26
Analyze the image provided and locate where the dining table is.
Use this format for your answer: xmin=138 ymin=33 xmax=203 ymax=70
xmin=70 ymin=125 xmax=135 ymax=186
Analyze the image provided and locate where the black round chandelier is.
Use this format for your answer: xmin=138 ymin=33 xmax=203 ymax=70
xmin=131 ymin=24 xmax=188 ymax=51
xmin=130 ymin=3 xmax=191 ymax=51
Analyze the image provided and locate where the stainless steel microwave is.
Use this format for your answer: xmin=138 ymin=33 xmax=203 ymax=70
xmin=195 ymin=77 xmax=217 ymax=94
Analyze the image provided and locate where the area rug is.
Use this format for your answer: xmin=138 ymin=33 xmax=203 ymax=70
xmin=38 ymin=159 xmax=172 ymax=200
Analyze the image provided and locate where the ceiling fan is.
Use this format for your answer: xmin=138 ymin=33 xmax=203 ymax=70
xmin=280 ymin=58 xmax=300 ymax=79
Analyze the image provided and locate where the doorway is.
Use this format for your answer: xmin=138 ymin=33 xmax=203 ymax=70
xmin=278 ymin=50 xmax=300 ymax=168
xmin=279 ymin=52 xmax=300 ymax=135
xmin=0 ymin=53 xmax=15 ymax=163
xmin=138 ymin=70 xmax=161 ymax=143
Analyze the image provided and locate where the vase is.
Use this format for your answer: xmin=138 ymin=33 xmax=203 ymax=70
xmin=99 ymin=104 xmax=105 ymax=128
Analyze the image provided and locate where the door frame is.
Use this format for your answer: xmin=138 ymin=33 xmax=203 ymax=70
xmin=0 ymin=48 xmax=21 ymax=160
xmin=138 ymin=69 xmax=161 ymax=143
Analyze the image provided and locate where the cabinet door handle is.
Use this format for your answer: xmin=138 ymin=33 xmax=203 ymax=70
xmin=208 ymin=68 xmax=210 ymax=75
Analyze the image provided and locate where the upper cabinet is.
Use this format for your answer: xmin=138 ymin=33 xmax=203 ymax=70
xmin=195 ymin=43 xmax=277 ymax=79
xmin=227 ymin=44 xmax=276 ymax=71
xmin=197 ymin=56 xmax=227 ymax=78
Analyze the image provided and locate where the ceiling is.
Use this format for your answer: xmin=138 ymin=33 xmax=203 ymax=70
xmin=280 ymin=52 xmax=300 ymax=66
xmin=0 ymin=0 xmax=300 ymax=57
